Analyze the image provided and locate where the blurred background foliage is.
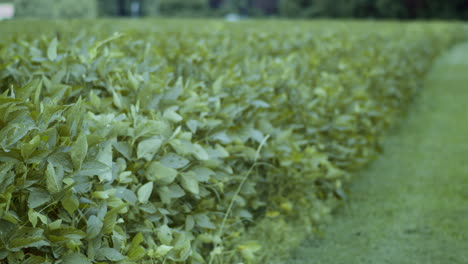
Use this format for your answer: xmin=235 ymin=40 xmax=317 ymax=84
xmin=9 ymin=0 xmax=468 ymax=21
xmin=13 ymin=0 xmax=98 ymax=18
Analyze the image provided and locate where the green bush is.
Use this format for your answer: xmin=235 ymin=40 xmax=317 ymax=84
xmin=97 ymin=0 xmax=120 ymax=16
xmin=0 ymin=20 xmax=466 ymax=264
xmin=141 ymin=0 xmax=160 ymax=16
xmin=156 ymin=0 xmax=210 ymax=16
xmin=14 ymin=0 xmax=97 ymax=18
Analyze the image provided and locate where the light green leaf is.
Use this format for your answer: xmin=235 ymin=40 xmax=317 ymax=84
xmin=211 ymin=131 xmax=232 ymax=144
xmin=137 ymin=182 xmax=153 ymax=204
xmin=155 ymin=245 xmax=173 ymax=257
xmin=0 ymin=114 xmax=36 ymax=152
xmin=112 ymin=90 xmax=123 ymax=109
xmin=28 ymin=209 xmax=48 ymax=227
xmin=75 ymin=160 xmax=109 ymax=177
xmin=113 ymin=141 xmax=132 ymax=160
xmin=115 ymin=187 xmax=137 ymax=204
xmin=160 ymin=152 xmax=189 ymax=169
xmin=61 ymin=191 xmax=79 ymax=215
xmin=137 ymin=137 xmax=162 ymax=161
xmin=28 ymin=187 xmax=51 ymax=209
xmin=96 ymin=142 xmax=113 ymax=182
xmin=49 ymin=219 xmax=62 ymax=230
xmin=16 ymin=78 xmax=42 ymax=100
xmin=192 ymin=167 xmax=215 ymax=182
xmin=62 ymin=252 xmax=91 ymax=264
xmin=128 ymin=233 xmax=146 ymax=260
xmin=157 ymin=225 xmax=173 ymax=245
xmin=186 ymin=120 xmax=199 ymax=133
xmin=28 ymin=209 xmax=38 ymax=227
xmin=146 ymin=162 xmax=178 ymax=185
xmin=96 ymin=247 xmax=125 ymax=261
xmin=163 ymin=107 xmax=183 ymax=123
xmin=212 ymin=76 xmax=224 ymax=93
xmin=89 ymin=90 xmax=101 ymax=109
xmin=191 ymin=143 xmax=209 ymax=160
xmin=47 ymin=37 xmax=58 ymax=61
xmin=158 ymin=184 xmax=185 ymax=204
xmin=87 ymin=215 xmax=103 ymax=239
xmin=180 ymin=172 xmax=199 ymax=195
xmin=21 ymin=135 xmax=41 ymax=159
xmin=21 ymin=256 xmax=49 ymax=264
xmin=70 ymin=132 xmax=88 ymax=170
xmin=238 ymin=241 xmax=262 ymax=261
xmin=194 ymin=213 xmax=215 ymax=229
xmin=46 ymin=162 xmax=62 ymax=193
xmin=102 ymin=203 xmax=128 ymax=234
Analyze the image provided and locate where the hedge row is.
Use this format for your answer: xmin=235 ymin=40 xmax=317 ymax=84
xmin=0 ymin=20 xmax=465 ymax=264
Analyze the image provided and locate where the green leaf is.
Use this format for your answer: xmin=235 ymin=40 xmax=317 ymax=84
xmin=0 ymin=163 xmax=14 ymax=193
xmin=21 ymin=135 xmax=41 ymax=159
xmin=49 ymin=219 xmax=62 ymax=230
xmin=45 ymin=162 xmax=62 ymax=193
xmin=160 ymin=152 xmax=189 ymax=169
xmin=191 ymin=143 xmax=209 ymax=160
xmin=155 ymin=245 xmax=173 ymax=257
xmin=70 ymin=132 xmax=88 ymax=170
xmin=28 ymin=209 xmax=48 ymax=227
xmin=194 ymin=213 xmax=215 ymax=229
xmin=115 ymin=187 xmax=137 ymax=204
xmin=137 ymin=137 xmax=162 ymax=161
xmin=49 ymin=228 xmax=87 ymax=241
xmin=62 ymin=253 xmax=91 ymax=264
xmin=96 ymin=142 xmax=113 ymax=182
xmin=157 ymin=225 xmax=173 ymax=245
xmin=96 ymin=247 xmax=125 ymax=261
xmin=158 ymin=184 xmax=185 ymax=204
xmin=163 ymin=107 xmax=183 ymax=123
xmin=102 ymin=203 xmax=128 ymax=234
xmin=128 ymin=233 xmax=146 ymax=260
xmin=75 ymin=160 xmax=109 ymax=177
xmin=128 ymin=245 xmax=146 ymax=260
xmin=113 ymin=141 xmax=132 ymax=160
xmin=8 ymin=231 xmax=49 ymax=251
xmin=137 ymin=182 xmax=153 ymax=204
xmin=146 ymin=162 xmax=178 ymax=185
xmin=0 ymin=114 xmax=36 ymax=152
xmin=9 ymin=237 xmax=49 ymax=251
xmin=238 ymin=241 xmax=262 ymax=261
xmin=61 ymin=191 xmax=79 ymax=215
xmin=22 ymin=256 xmax=49 ymax=264
xmin=186 ymin=120 xmax=199 ymax=133
xmin=192 ymin=167 xmax=215 ymax=182
xmin=86 ymin=215 xmax=103 ymax=239
xmin=180 ymin=171 xmax=199 ymax=195
xmin=47 ymin=37 xmax=58 ymax=61
xmin=112 ymin=90 xmax=123 ymax=109
xmin=28 ymin=188 xmax=51 ymax=209
xmin=16 ymin=78 xmax=42 ymax=101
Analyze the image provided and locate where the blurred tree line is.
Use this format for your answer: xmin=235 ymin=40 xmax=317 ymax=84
xmin=278 ymin=0 xmax=468 ymax=20
xmin=12 ymin=0 xmax=468 ymax=20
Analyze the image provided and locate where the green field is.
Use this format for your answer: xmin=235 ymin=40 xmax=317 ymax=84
xmin=0 ymin=19 xmax=466 ymax=264
xmin=289 ymin=41 xmax=468 ymax=264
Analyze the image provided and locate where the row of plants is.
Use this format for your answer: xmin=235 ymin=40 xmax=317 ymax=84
xmin=0 ymin=20 xmax=466 ymax=263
